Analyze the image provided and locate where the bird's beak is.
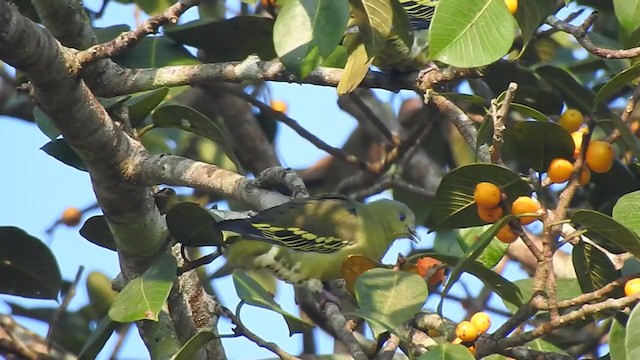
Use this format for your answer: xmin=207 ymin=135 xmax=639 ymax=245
xmin=408 ymin=227 xmax=421 ymax=243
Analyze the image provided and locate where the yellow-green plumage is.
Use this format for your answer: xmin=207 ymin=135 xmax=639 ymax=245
xmin=375 ymin=0 xmax=438 ymax=71
xmin=214 ymin=194 xmax=418 ymax=284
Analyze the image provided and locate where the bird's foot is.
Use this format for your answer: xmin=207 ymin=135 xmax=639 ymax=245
xmin=318 ymin=288 xmax=342 ymax=312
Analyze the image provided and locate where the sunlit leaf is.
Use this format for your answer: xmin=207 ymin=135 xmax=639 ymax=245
xmin=353 ymin=268 xmax=428 ymax=337
xmin=429 ymin=0 xmax=516 ymax=67
xmin=109 ymin=253 xmax=177 ymax=322
xmin=232 ymin=270 xmax=314 ymax=335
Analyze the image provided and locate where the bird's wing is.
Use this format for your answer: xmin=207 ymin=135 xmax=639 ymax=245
xmin=399 ymin=0 xmax=437 ymax=30
xmin=218 ymin=194 xmax=360 ymax=254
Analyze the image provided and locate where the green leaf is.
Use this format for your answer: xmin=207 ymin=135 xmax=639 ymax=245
xmin=171 ymin=330 xmax=217 ymax=360
xmin=152 ymin=104 xmax=242 ymax=171
xmin=429 ymin=0 xmax=516 ymax=67
xmin=349 ymin=0 xmax=393 ymax=56
xmin=514 ymin=87 xmax=564 ymax=116
xmin=626 ymin=303 xmax=640 ymax=358
xmin=113 ymin=36 xmax=198 ymax=68
xmin=502 ymin=121 xmax=574 ymax=172
xmin=135 ymin=0 xmax=176 ymax=15
xmin=410 ymin=252 xmax=521 ymax=306
xmin=0 ymin=227 xmax=62 ymax=300
xmin=513 ymin=0 xmax=557 ymax=51
xmin=525 ymin=338 xmax=568 ymax=355
xmin=458 ymin=225 xmax=510 ymax=269
xmin=610 ymin=316 xmax=628 ymax=360
xmin=439 ymin=217 xmax=513 ymax=313
xmin=125 ymin=88 xmax=170 ymax=128
xmin=41 ymin=138 xmax=87 ymax=172
xmin=166 ymin=202 xmax=224 ymax=247
xmin=594 ymin=63 xmax=640 ymax=106
xmin=535 ymin=66 xmax=595 ymax=114
xmin=33 ymin=106 xmax=60 ymax=140
xmin=572 ymin=210 xmax=640 ymax=259
xmin=94 ymin=25 xmax=130 ymax=43
xmin=97 ymin=95 xmax=131 ymax=111
xmin=232 ymin=270 xmax=314 ymax=335
xmin=426 ymin=163 xmax=530 ymax=230
xmin=614 ymin=0 xmax=640 ymax=35
xmin=390 ymin=0 xmax=414 ymax=48
xmin=502 ymin=278 xmax=582 ymax=313
xmin=416 ymin=343 xmax=475 ymax=360
xmin=613 ymin=191 xmax=640 ymax=238
xmin=509 ymin=103 xmax=550 ymax=122
xmin=164 ymin=17 xmax=276 ymax=62
xmin=572 ymin=242 xmax=621 ymax=295
xmin=79 ymin=215 xmax=117 ymax=251
xmin=78 ymin=316 xmax=117 ymax=360
xmin=108 ymin=253 xmax=177 ymax=322
xmin=354 ymin=268 xmax=428 ymax=337
xmin=274 ymin=0 xmax=349 ymax=78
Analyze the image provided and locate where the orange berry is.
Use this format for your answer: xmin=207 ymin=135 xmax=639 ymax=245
xmin=470 ymin=312 xmax=491 ymax=334
xmin=579 ymin=166 xmax=591 ymax=186
xmin=270 ymin=100 xmax=288 ymax=113
xmin=455 ymin=321 xmax=479 ymax=342
xmin=504 ymin=0 xmax=517 ymax=15
xmin=547 ymin=158 xmax=573 ymax=184
xmin=260 ymin=0 xmax=277 ymax=8
xmin=511 ymin=196 xmax=541 ymax=225
xmin=477 ymin=205 xmax=504 ymax=223
xmin=586 ymin=140 xmax=614 ymax=173
xmin=416 ymin=257 xmax=445 ymax=286
xmin=496 ymin=225 xmax=518 ymax=243
xmin=625 ymin=278 xmax=640 ymax=297
xmin=474 ymin=182 xmax=502 ymax=208
xmin=571 ymin=131 xmax=584 ymax=159
xmin=631 ymin=121 xmax=640 ymax=135
xmin=61 ymin=207 xmax=82 ymax=226
xmin=559 ymin=109 xmax=584 ymax=133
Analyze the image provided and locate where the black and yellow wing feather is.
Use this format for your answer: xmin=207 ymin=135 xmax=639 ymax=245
xmin=216 ymin=194 xmax=360 ymax=254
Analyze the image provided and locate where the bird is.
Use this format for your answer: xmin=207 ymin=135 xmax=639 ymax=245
xmin=211 ymin=194 xmax=419 ymax=287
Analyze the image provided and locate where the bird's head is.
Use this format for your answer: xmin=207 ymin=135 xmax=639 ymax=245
xmin=369 ymin=199 xmax=420 ymax=243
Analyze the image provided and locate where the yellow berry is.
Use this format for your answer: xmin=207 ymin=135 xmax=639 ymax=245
xmin=270 ymin=100 xmax=288 ymax=113
xmin=470 ymin=312 xmax=491 ymax=334
xmin=496 ymin=225 xmax=518 ymax=243
xmin=504 ymin=0 xmax=517 ymax=15
xmin=579 ymin=167 xmax=591 ymax=186
xmin=477 ymin=205 xmax=504 ymax=223
xmin=455 ymin=321 xmax=479 ymax=342
xmin=547 ymin=158 xmax=574 ymax=184
xmin=61 ymin=207 xmax=82 ymax=226
xmin=474 ymin=182 xmax=502 ymax=208
xmin=511 ymin=196 xmax=541 ymax=225
xmin=586 ymin=140 xmax=614 ymax=173
xmin=625 ymin=278 xmax=640 ymax=297
xmin=559 ymin=109 xmax=584 ymax=133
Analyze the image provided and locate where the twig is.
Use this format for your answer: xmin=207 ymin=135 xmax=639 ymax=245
xmin=349 ymin=92 xmax=399 ymax=146
xmin=109 ymin=324 xmax=132 ymax=360
xmin=47 ymin=266 xmax=84 ymax=347
xmin=218 ymin=304 xmax=301 ymax=360
xmin=536 ymin=275 xmax=634 ymax=310
xmin=76 ymin=0 xmax=200 ymax=66
xmin=495 ymin=292 xmax=640 ymax=350
xmin=606 ymin=84 xmax=640 ymax=143
xmin=490 ymin=83 xmax=517 ymax=164
xmin=45 ymin=202 xmax=100 ymax=235
xmin=323 ymin=303 xmax=368 ymax=360
xmin=430 ymin=95 xmax=491 ymax=163
xmin=499 ymin=346 xmax=575 ymax=360
xmin=546 ymin=13 xmax=640 ymax=59
xmin=224 ymin=87 xmax=386 ymax=174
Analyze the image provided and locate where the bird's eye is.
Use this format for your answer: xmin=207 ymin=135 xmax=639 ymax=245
xmin=399 ymin=213 xmax=406 ymax=222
